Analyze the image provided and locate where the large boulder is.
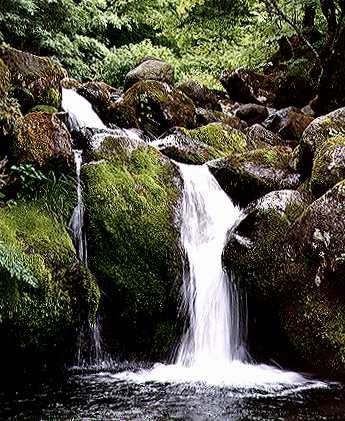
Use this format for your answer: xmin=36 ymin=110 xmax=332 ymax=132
xmin=13 ymin=111 xmax=74 ymax=167
xmin=0 ymin=46 xmax=66 ymax=112
xmin=121 ymin=80 xmax=196 ymax=136
xmin=124 ymin=57 xmax=174 ymax=91
xmin=0 ymin=202 xmax=100 ymax=370
xmin=276 ymin=180 xmax=345 ymax=374
xmin=208 ymin=146 xmax=301 ymax=207
xmin=235 ymin=103 xmax=268 ymax=125
xmin=297 ymin=107 xmax=345 ymax=179
xmin=81 ymin=133 xmax=183 ymax=358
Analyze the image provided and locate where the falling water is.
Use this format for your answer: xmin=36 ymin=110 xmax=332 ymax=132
xmin=175 ymin=163 xmax=246 ymax=368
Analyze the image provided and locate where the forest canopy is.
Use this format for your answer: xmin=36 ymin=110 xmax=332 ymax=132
xmin=0 ymin=0 xmax=344 ymax=111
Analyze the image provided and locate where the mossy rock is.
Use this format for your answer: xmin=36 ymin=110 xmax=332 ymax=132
xmin=82 ymin=137 xmax=182 ymax=359
xmin=0 ymin=96 xmax=22 ymax=155
xmin=76 ymin=81 xmax=112 ymax=116
xmin=223 ymin=190 xmax=313 ymax=305
xmin=276 ymin=180 xmax=345 ymax=374
xmin=122 ymin=80 xmax=196 ymax=136
xmin=208 ymin=146 xmax=301 ymax=207
xmin=245 ymin=124 xmax=284 ymax=151
xmin=151 ymin=127 xmax=226 ymax=165
xmin=0 ymin=201 xmax=100 ymax=360
xmin=103 ymin=100 xmax=140 ymax=130
xmin=310 ymin=136 xmax=345 ymax=198
xmin=297 ymin=106 xmax=345 ymax=179
xmin=0 ymin=46 xmax=66 ymax=112
xmin=13 ymin=111 xmax=74 ymax=167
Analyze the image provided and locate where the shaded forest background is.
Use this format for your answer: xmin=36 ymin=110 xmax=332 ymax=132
xmin=0 ymin=0 xmax=344 ymax=113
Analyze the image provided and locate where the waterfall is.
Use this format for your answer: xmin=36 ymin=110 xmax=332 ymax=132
xmin=175 ymin=163 xmax=247 ymax=368
xmin=61 ymin=88 xmax=106 ymax=131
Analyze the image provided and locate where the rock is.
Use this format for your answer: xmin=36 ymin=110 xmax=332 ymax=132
xmin=0 ymin=46 xmax=66 ymax=112
xmin=301 ymin=104 xmax=315 ymax=117
xmin=235 ymin=103 xmax=268 ymax=125
xmin=276 ymin=180 xmax=345 ymax=374
xmin=0 ymin=201 xmax=100 ymax=368
xmin=207 ymin=146 xmax=301 ymax=207
xmin=76 ymin=81 xmax=112 ymax=115
xmin=81 ymin=135 xmax=183 ymax=358
xmin=310 ymin=136 xmax=345 ymax=197
xmin=13 ymin=111 xmax=74 ymax=167
xmin=103 ymin=100 xmax=140 ymax=130
xmin=276 ymin=112 xmax=314 ymax=148
xmin=176 ymin=81 xmax=221 ymax=110
xmin=151 ymin=123 xmax=247 ymax=165
xmin=151 ymin=128 xmax=225 ymax=165
xmin=60 ymin=77 xmax=81 ymax=90
xmin=124 ymin=57 xmax=174 ymax=91
xmin=223 ymin=189 xmax=313 ymax=304
xmin=245 ymin=124 xmax=284 ymax=150
xmin=262 ymin=106 xmax=300 ymax=133
xmin=0 ymin=96 xmax=22 ymax=156
xmin=121 ymin=80 xmax=196 ymax=137
xmin=220 ymin=67 xmax=276 ymax=105
xmin=297 ymin=106 xmax=345 ymax=179
xmin=195 ymin=107 xmax=243 ymax=130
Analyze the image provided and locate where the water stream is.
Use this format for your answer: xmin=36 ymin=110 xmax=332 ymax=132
xmin=3 ymin=89 xmax=342 ymax=420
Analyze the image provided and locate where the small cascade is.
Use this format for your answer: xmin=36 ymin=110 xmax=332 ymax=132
xmin=61 ymin=88 xmax=106 ymax=131
xmin=69 ymin=150 xmax=86 ymax=263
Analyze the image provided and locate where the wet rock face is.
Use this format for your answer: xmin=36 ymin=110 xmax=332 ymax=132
xmin=208 ymin=146 xmax=301 ymax=208
xmin=121 ymin=80 xmax=196 ymax=136
xmin=223 ymin=189 xmax=312 ymax=304
xmin=276 ymin=180 xmax=345 ymax=374
xmin=13 ymin=111 xmax=74 ymax=167
xmin=124 ymin=57 xmax=175 ymax=91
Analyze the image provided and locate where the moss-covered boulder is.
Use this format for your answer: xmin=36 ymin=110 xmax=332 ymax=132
xmin=0 ymin=46 xmax=66 ymax=113
xmin=276 ymin=180 xmax=345 ymax=374
xmin=0 ymin=96 xmax=22 ymax=156
xmin=297 ymin=107 xmax=345 ymax=179
xmin=121 ymin=80 xmax=196 ymax=136
xmin=124 ymin=57 xmax=175 ymax=92
xmin=81 ymin=134 xmax=182 ymax=359
xmin=310 ymin=136 xmax=345 ymax=198
xmin=151 ymin=128 xmax=225 ymax=165
xmin=13 ymin=111 xmax=74 ymax=167
xmin=223 ymin=190 xmax=313 ymax=305
xmin=208 ymin=146 xmax=301 ymax=207
xmin=0 ymin=201 xmax=100 ymax=368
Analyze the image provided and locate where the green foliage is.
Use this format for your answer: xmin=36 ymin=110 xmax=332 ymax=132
xmin=11 ymin=164 xmax=77 ymax=222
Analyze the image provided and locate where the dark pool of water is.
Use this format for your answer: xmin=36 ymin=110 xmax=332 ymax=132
xmin=1 ymin=364 xmax=345 ymax=421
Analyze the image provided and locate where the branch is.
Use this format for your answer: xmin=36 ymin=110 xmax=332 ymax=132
xmin=264 ymin=0 xmax=323 ymax=83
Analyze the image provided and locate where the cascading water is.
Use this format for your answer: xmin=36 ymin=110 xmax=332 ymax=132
xmin=175 ymin=163 xmax=247 ymax=368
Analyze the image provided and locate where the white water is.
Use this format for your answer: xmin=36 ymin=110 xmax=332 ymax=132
xmin=61 ymin=88 xmax=106 ymax=130
xmin=114 ymin=163 xmax=326 ymax=389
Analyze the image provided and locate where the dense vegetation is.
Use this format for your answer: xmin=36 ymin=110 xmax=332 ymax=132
xmin=0 ymin=0 xmax=344 ymax=112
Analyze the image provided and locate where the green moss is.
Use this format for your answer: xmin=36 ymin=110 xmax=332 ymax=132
xmin=181 ymin=123 xmax=247 ymax=155
xmin=0 ymin=201 xmax=100 ymax=351
xmin=82 ymin=141 xmax=181 ymax=357
xmin=0 ymin=58 xmax=10 ymax=98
